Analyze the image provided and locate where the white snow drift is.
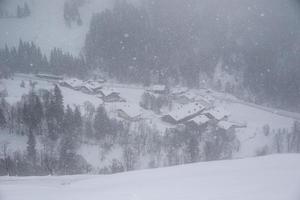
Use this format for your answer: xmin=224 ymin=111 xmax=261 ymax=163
xmin=0 ymin=154 xmax=300 ymax=200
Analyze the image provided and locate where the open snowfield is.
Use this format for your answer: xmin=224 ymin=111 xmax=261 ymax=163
xmin=0 ymin=154 xmax=300 ymax=200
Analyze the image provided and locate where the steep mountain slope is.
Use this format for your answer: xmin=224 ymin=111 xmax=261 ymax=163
xmin=0 ymin=0 xmax=112 ymax=55
xmin=1 ymin=154 xmax=300 ymax=200
xmin=0 ymin=74 xmax=299 ymax=170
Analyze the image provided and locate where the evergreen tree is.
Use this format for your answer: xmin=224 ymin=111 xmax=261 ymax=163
xmin=62 ymin=105 xmax=74 ymax=135
xmin=16 ymin=5 xmax=23 ymax=18
xmin=84 ymin=120 xmax=94 ymax=138
xmin=53 ymin=85 xmax=64 ymax=122
xmin=0 ymin=108 xmax=6 ymax=128
xmin=73 ymin=106 xmax=82 ymax=133
xmin=93 ymin=106 xmax=112 ymax=140
xmin=44 ymin=86 xmax=64 ymax=140
xmin=22 ymin=92 xmax=43 ymax=134
xmin=23 ymin=2 xmax=31 ymax=17
xmin=27 ymin=132 xmax=36 ymax=164
xmin=290 ymin=121 xmax=300 ymax=153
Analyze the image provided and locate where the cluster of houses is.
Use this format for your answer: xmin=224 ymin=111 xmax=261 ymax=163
xmin=160 ymin=87 xmax=246 ymax=133
xmin=59 ymin=78 xmax=125 ymax=103
xmin=44 ymin=74 xmax=245 ymax=132
xmin=162 ymin=101 xmax=245 ymax=132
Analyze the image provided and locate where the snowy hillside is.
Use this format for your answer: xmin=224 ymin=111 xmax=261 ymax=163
xmin=1 ymin=154 xmax=300 ymax=200
xmin=0 ymin=0 xmax=112 ymax=56
xmin=0 ymin=73 xmax=299 ymax=170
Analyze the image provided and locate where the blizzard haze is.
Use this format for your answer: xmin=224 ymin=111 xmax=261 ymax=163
xmin=0 ymin=0 xmax=300 ymax=200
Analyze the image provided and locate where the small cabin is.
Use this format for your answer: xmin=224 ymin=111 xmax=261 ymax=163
xmin=171 ymin=87 xmax=188 ymax=96
xmin=102 ymin=92 xmax=125 ymax=103
xmin=162 ymin=102 xmax=206 ymax=125
xmin=147 ymin=85 xmax=168 ymax=95
xmin=36 ymin=73 xmax=63 ymax=80
xmin=59 ymin=78 xmax=83 ymax=90
xmin=204 ymin=108 xmax=230 ymax=122
xmin=186 ymin=114 xmax=210 ymax=128
xmin=117 ymin=105 xmax=142 ymax=122
xmin=80 ymin=85 xmax=94 ymax=94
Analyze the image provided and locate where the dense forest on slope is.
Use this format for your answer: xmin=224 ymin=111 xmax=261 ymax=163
xmin=1 ymin=0 xmax=300 ymax=110
xmin=84 ymin=0 xmax=300 ymax=110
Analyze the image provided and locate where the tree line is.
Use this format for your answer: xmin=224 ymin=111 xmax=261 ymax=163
xmin=0 ymin=2 xmax=31 ymax=18
xmin=0 ymin=40 xmax=86 ymax=78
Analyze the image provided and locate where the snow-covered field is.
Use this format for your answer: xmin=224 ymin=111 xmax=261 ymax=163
xmin=0 ymin=154 xmax=300 ymax=200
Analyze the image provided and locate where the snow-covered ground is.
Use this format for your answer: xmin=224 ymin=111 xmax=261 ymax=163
xmin=0 ymin=154 xmax=300 ymax=200
xmin=1 ymin=73 xmax=299 ymax=167
xmin=1 ymin=74 xmax=103 ymax=109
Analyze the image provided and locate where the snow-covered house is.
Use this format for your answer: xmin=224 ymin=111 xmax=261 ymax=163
xmin=117 ymin=104 xmax=143 ymax=122
xmin=36 ymin=73 xmax=63 ymax=80
xmin=217 ymin=121 xmax=247 ymax=131
xmin=80 ymin=81 xmax=103 ymax=94
xmin=80 ymin=85 xmax=94 ymax=94
xmin=99 ymin=88 xmax=125 ymax=103
xmin=204 ymin=108 xmax=230 ymax=122
xmin=96 ymin=78 xmax=106 ymax=84
xmin=172 ymin=91 xmax=199 ymax=105
xmin=147 ymin=85 xmax=168 ymax=94
xmin=186 ymin=114 xmax=211 ymax=128
xmin=162 ymin=102 xmax=206 ymax=124
xmin=84 ymin=80 xmax=103 ymax=91
xmin=171 ymin=87 xmax=188 ymax=96
xmin=103 ymin=93 xmax=125 ymax=103
xmin=173 ymin=95 xmax=193 ymax=105
xmin=59 ymin=78 xmax=83 ymax=90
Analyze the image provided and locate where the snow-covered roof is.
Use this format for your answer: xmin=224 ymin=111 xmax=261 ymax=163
xmin=149 ymin=85 xmax=166 ymax=92
xmin=167 ymin=102 xmax=206 ymax=122
xmin=190 ymin=115 xmax=210 ymax=125
xmin=182 ymin=92 xmax=197 ymax=100
xmin=204 ymin=107 xmax=230 ymax=121
xmin=117 ymin=103 xmax=143 ymax=118
xmin=83 ymin=81 xmax=102 ymax=91
xmin=80 ymin=85 xmax=94 ymax=92
xmin=218 ymin=121 xmax=236 ymax=130
xmin=218 ymin=120 xmax=247 ymax=130
xmin=36 ymin=73 xmax=63 ymax=80
xmin=194 ymin=98 xmax=212 ymax=108
xmin=99 ymin=87 xmax=120 ymax=97
xmin=96 ymin=78 xmax=106 ymax=83
xmin=63 ymin=78 xmax=84 ymax=88
xmin=171 ymin=87 xmax=188 ymax=95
